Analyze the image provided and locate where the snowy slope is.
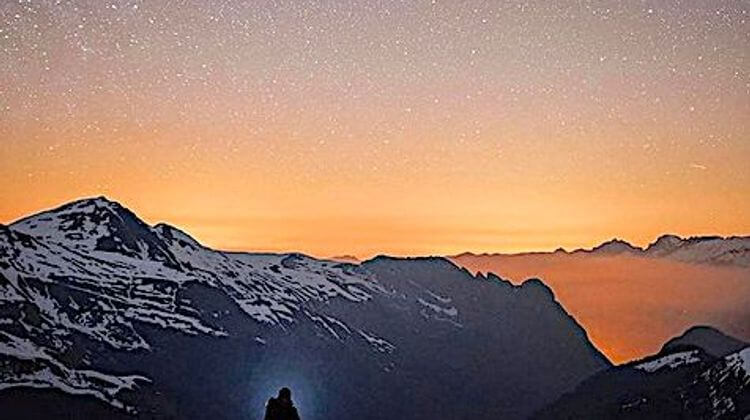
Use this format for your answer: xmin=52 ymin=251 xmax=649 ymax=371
xmin=0 ymin=197 xmax=610 ymax=420
xmin=0 ymin=199 xmax=388 ymax=413
xmin=633 ymin=350 xmax=701 ymax=373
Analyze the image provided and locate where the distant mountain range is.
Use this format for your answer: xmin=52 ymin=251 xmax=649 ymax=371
xmin=453 ymin=234 xmax=750 ymax=268
xmin=0 ymin=197 xmax=609 ymax=419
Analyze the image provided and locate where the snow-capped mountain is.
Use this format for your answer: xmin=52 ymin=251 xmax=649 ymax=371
xmin=453 ymin=234 xmax=750 ymax=267
xmin=572 ymin=235 xmax=750 ymax=266
xmin=643 ymin=234 xmax=750 ymax=267
xmin=535 ymin=326 xmax=750 ymax=419
xmin=11 ymin=197 xmax=182 ymax=268
xmin=576 ymin=238 xmax=643 ymax=255
xmin=0 ymin=197 xmax=610 ymax=419
xmin=580 ymin=235 xmax=750 ymax=267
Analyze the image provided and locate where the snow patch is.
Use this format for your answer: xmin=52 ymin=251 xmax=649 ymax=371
xmin=634 ymin=350 xmax=701 ymax=373
xmin=358 ymin=329 xmax=395 ymax=353
xmin=0 ymin=331 xmax=149 ymax=412
xmin=417 ymin=298 xmax=458 ymax=317
xmin=724 ymin=347 xmax=750 ymax=377
xmin=738 ymin=347 xmax=750 ymax=374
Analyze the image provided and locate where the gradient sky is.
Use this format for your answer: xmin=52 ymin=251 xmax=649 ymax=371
xmin=1 ymin=0 xmax=749 ymax=258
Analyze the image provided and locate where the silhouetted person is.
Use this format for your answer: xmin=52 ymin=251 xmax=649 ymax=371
xmin=264 ymin=387 xmax=300 ymax=420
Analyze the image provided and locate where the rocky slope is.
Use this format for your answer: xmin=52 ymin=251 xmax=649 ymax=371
xmin=535 ymin=326 xmax=750 ymax=419
xmin=0 ymin=197 xmax=610 ymax=419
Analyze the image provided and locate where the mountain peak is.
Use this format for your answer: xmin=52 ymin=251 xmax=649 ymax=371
xmin=586 ymin=238 xmax=642 ymax=254
xmin=520 ymin=278 xmax=555 ymax=300
xmin=653 ymin=233 xmax=684 ymax=244
xmin=11 ymin=196 xmax=126 ymax=232
xmin=153 ymin=223 xmax=204 ymax=251
xmin=661 ymin=325 xmax=748 ymax=358
xmin=64 ymin=195 xmax=122 ymax=211
xmin=645 ymin=234 xmax=685 ymax=256
xmin=10 ymin=197 xmax=180 ymax=268
xmin=89 ymin=195 xmax=116 ymax=204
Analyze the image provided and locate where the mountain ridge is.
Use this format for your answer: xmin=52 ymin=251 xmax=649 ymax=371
xmin=535 ymin=327 xmax=750 ymax=419
xmin=0 ymin=196 xmax=610 ymax=419
xmin=9 ymin=196 xmax=749 ymax=268
xmin=451 ymin=233 xmax=750 ymax=267
xmin=659 ymin=325 xmax=749 ymax=358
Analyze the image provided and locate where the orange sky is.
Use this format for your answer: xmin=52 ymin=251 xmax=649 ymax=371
xmin=1 ymin=0 xmax=749 ymax=259
xmin=1 ymin=139 xmax=748 ymax=260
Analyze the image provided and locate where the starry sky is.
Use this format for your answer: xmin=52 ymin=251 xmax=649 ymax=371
xmin=1 ymin=0 xmax=749 ymax=258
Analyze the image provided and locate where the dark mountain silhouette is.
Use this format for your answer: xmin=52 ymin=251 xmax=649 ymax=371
xmin=534 ymin=327 xmax=750 ymax=419
xmin=0 ymin=197 xmax=609 ymax=419
xmin=661 ymin=326 xmax=749 ymax=358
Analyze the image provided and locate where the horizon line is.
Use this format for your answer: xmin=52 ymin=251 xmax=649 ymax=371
xmin=4 ymin=195 xmax=750 ymax=262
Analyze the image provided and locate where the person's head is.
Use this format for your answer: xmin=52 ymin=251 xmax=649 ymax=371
xmin=278 ymin=387 xmax=292 ymax=402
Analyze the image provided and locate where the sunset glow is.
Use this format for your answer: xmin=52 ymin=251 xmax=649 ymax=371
xmin=2 ymin=1 xmax=749 ymax=259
